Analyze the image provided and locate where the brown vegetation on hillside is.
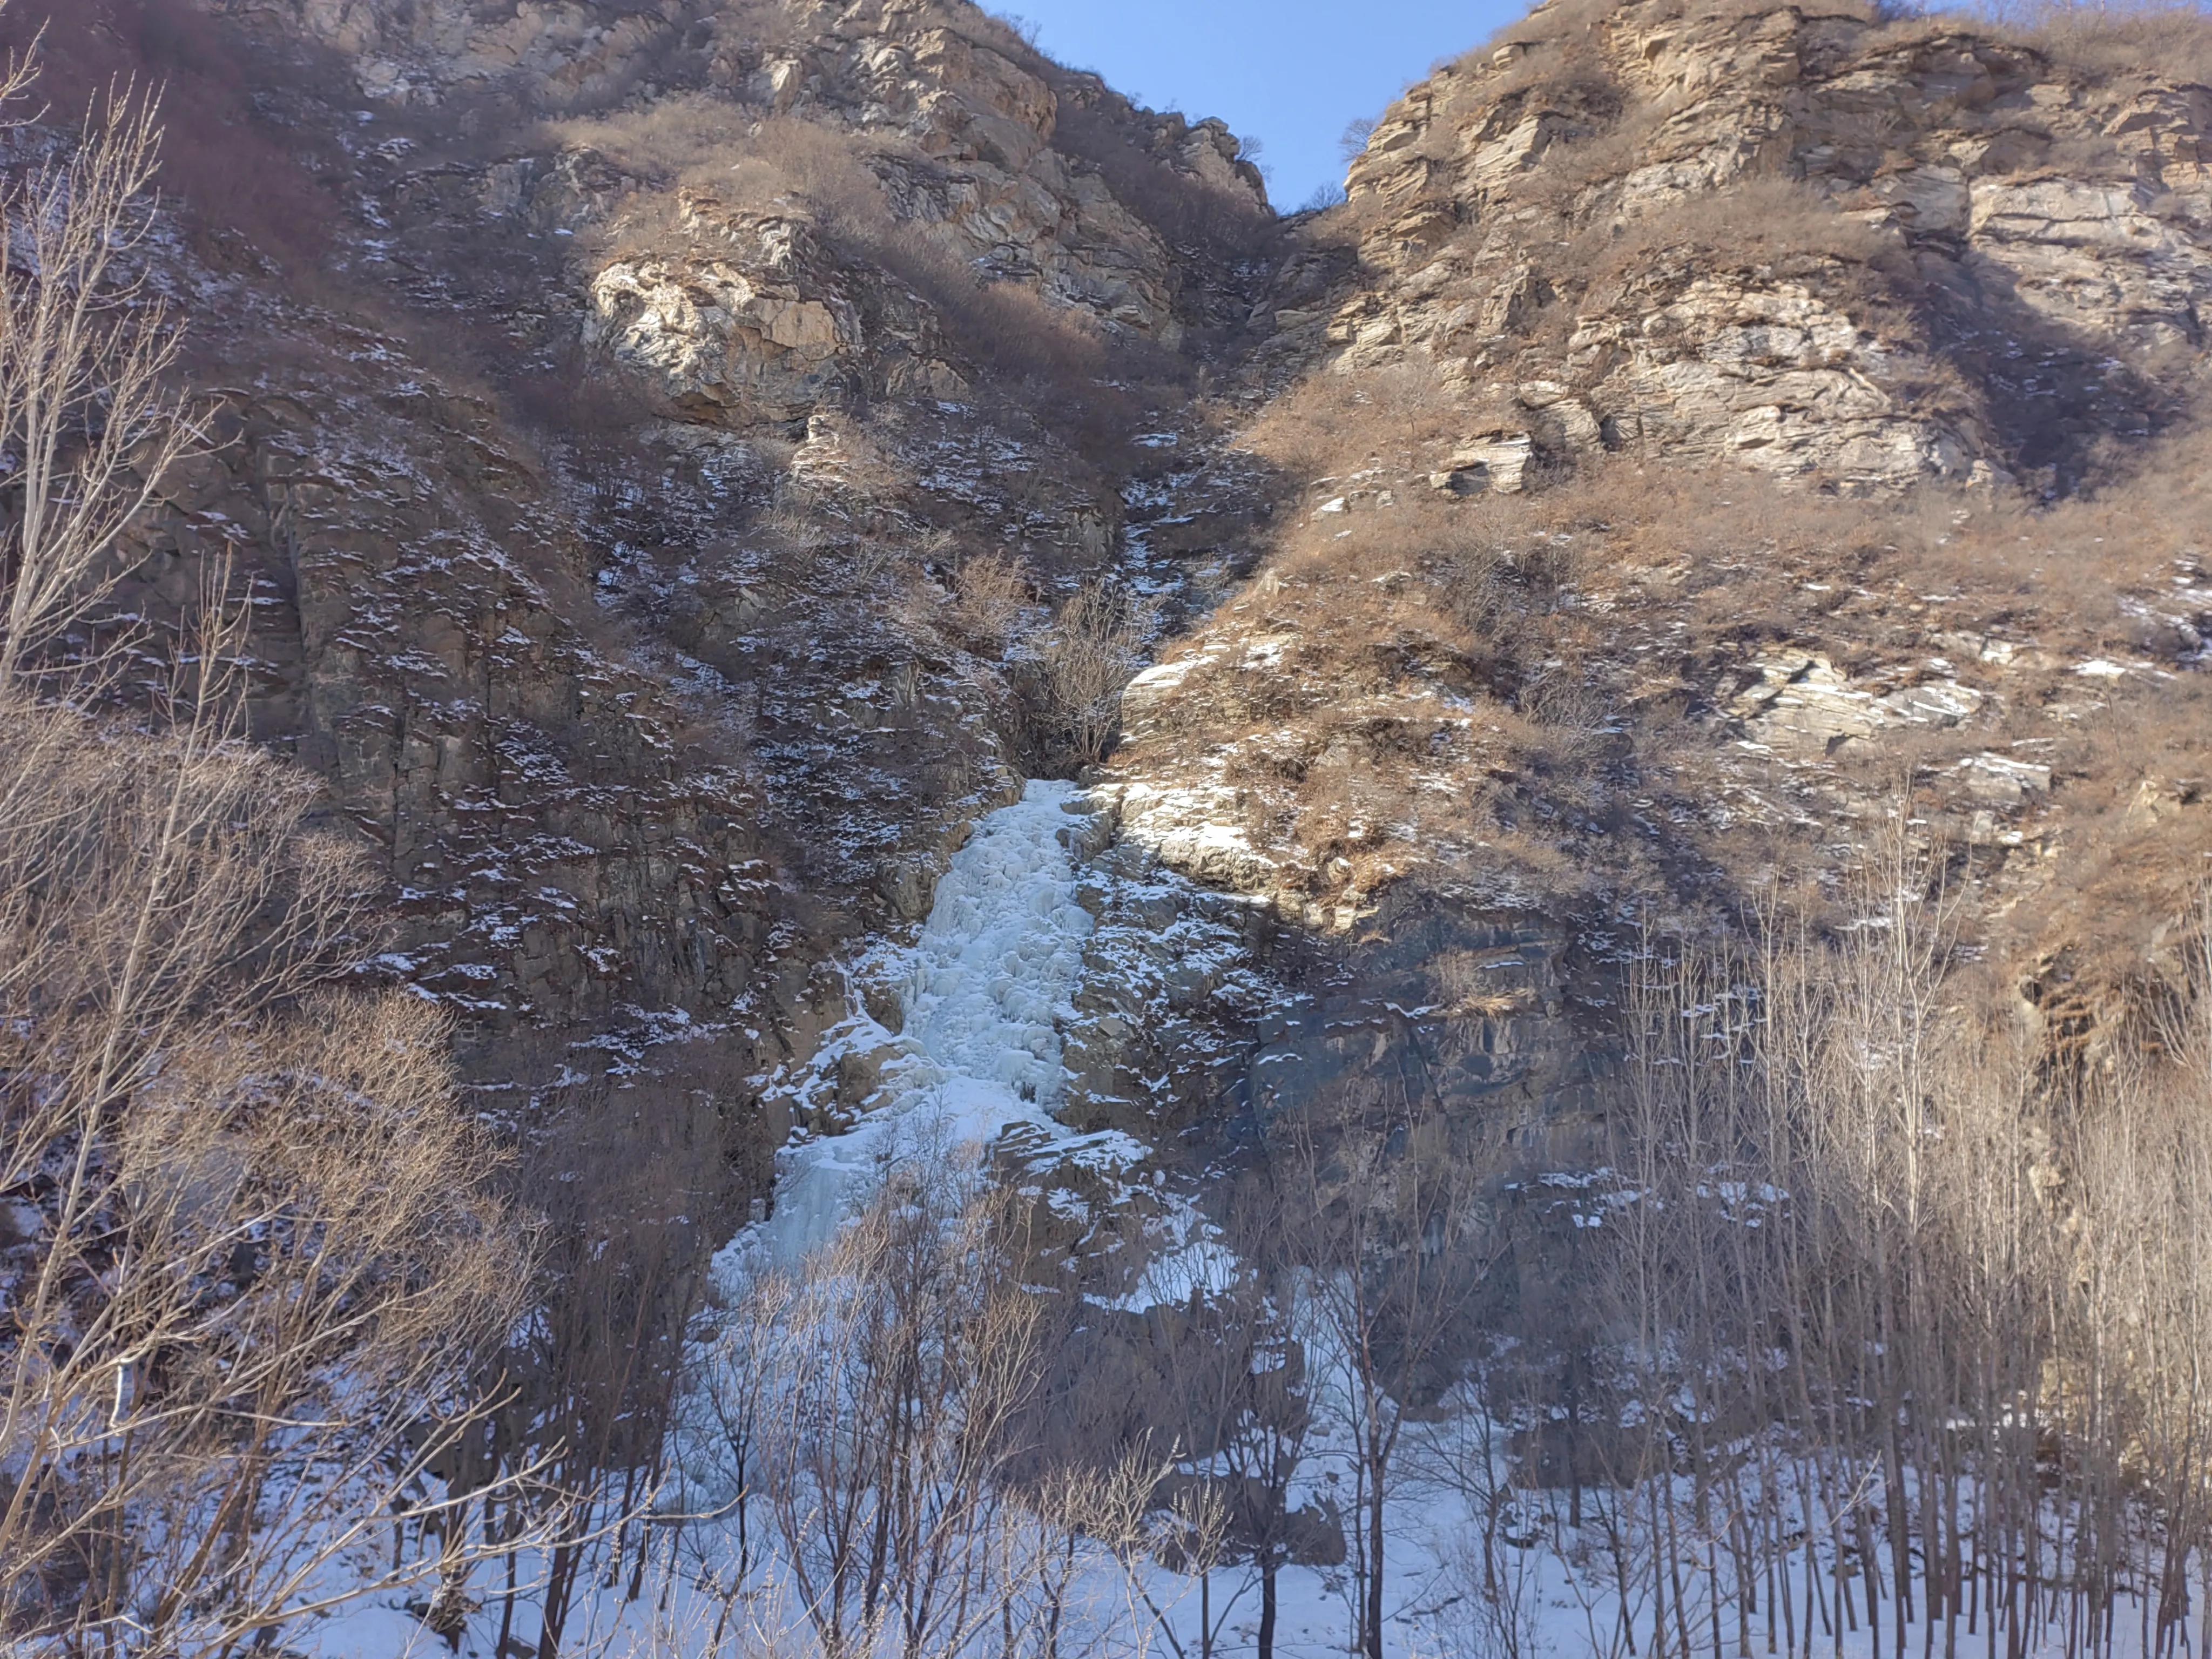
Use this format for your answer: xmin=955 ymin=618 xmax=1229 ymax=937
xmin=0 ymin=0 xmax=339 ymax=260
xmin=1046 ymin=86 xmax=1279 ymax=266
xmin=1142 ymin=0 xmax=2212 ymax=936
xmin=1980 ymin=0 xmax=2212 ymax=82
xmin=1131 ymin=326 xmax=2212 ymax=928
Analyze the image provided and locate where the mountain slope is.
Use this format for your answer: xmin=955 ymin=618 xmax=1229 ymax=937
xmin=1102 ymin=0 xmax=2212 ymax=1104
xmin=13 ymin=1 xmax=2212 ymax=1650
xmin=17 ymin=0 xmax=2211 ymax=1190
xmin=12 ymin=0 xmax=1279 ymax=1182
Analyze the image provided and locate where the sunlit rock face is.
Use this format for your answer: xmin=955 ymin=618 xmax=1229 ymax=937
xmin=1247 ymin=0 xmax=2212 ymax=495
xmin=1087 ymin=0 xmax=2212 ymax=1141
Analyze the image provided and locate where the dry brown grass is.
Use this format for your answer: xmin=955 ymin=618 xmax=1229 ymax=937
xmin=945 ymin=549 xmax=1035 ymax=656
xmin=553 ymin=92 xmax=772 ymax=192
xmin=1120 ymin=476 xmax=1623 ymax=901
xmin=1128 ymin=377 xmax=2212 ymax=913
xmin=1244 ymin=358 xmax=1520 ymax=482
xmin=1949 ymin=0 xmax=2212 ymax=83
xmin=1255 ymin=354 xmax=2212 ymax=652
xmin=1445 ymin=0 xmax=1617 ymax=72
xmin=1573 ymin=176 xmax=1912 ymax=294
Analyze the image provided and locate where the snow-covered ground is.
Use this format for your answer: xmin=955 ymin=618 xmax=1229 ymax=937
xmin=301 ymin=782 xmax=1184 ymax=1656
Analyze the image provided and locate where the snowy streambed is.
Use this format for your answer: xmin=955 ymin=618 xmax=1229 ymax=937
xmin=658 ymin=780 xmax=1445 ymax=1659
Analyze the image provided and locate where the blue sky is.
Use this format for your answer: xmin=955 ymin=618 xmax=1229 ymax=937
xmin=994 ymin=2 xmax=1526 ymax=211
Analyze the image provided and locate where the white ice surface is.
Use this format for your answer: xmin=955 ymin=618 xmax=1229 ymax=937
xmin=720 ymin=779 xmax=1097 ymax=1276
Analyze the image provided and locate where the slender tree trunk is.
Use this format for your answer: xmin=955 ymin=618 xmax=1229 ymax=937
xmin=1366 ymin=1450 xmax=1388 ymax=1659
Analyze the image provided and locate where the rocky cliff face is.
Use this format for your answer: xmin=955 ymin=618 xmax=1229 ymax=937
xmin=46 ymin=0 xmax=1278 ymax=1186
xmin=1299 ymin=0 xmax=2212 ymax=494
xmin=1093 ymin=0 xmax=2212 ymax=1114
xmin=39 ymin=0 xmax=2212 ymax=1205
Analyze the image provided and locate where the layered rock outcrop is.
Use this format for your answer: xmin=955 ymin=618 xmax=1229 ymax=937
xmin=65 ymin=0 xmax=1271 ymax=1163
xmin=1086 ymin=0 xmax=2212 ymax=1100
xmin=585 ymin=207 xmax=968 ymax=425
xmin=1253 ymin=0 xmax=2212 ymax=494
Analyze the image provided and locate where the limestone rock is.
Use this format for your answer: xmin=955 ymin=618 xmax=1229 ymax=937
xmin=1431 ymin=431 xmax=1535 ymax=494
xmin=585 ymin=208 xmax=965 ymax=426
xmin=1285 ymin=0 xmax=2212 ymax=493
xmin=1725 ymin=651 xmax=1988 ymax=752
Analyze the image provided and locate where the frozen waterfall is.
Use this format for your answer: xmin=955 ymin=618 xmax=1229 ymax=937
xmin=717 ymin=779 xmax=1098 ymax=1278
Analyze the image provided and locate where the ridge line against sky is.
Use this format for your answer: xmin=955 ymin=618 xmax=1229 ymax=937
xmin=990 ymin=2 xmax=1526 ymax=212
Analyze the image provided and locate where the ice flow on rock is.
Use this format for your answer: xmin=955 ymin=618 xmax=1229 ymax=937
xmin=723 ymin=780 xmax=1097 ymax=1275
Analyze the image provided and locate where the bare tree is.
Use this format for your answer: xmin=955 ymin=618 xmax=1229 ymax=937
xmin=1272 ymin=1097 xmax=1500 ymax=1659
xmin=747 ymin=1172 xmax=1047 ymax=1659
xmin=1154 ymin=1177 xmax=1342 ymax=1659
xmin=1505 ymin=826 xmax=2212 ymax=1659
xmin=0 ymin=29 xmax=206 ymax=686
xmin=485 ymin=1077 xmax=724 ymax=1659
xmin=0 ymin=687 xmax=537 ymax=1651
xmin=1033 ymin=578 xmax=1154 ymax=769
xmin=679 ymin=1167 xmax=1222 ymax=1659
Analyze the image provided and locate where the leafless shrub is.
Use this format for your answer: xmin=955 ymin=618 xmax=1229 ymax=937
xmin=1047 ymin=92 xmax=1279 ymax=265
xmin=675 ymin=1171 xmax=1218 ymax=1659
xmin=1518 ymin=660 xmax=1610 ymax=765
xmin=944 ymin=549 xmax=1033 ymax=658
xmin=1031 ymin=577 xmax=1156 ymax=770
